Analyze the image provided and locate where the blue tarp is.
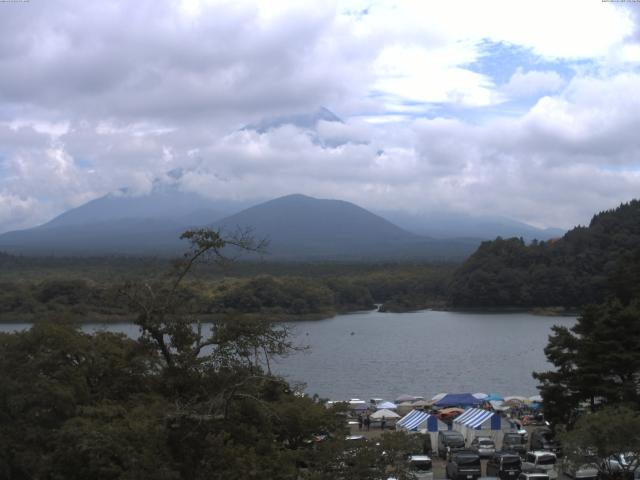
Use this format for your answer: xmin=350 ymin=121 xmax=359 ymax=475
xmin=434 ymin=393 xmax=483 ymax=408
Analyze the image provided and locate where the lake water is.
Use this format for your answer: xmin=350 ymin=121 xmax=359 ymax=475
xmin=0 ymin=309 xmax=575 ymax=402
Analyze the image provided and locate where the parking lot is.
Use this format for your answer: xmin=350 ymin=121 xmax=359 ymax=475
xmin=348 ymin=423 xmax=573 ymax=480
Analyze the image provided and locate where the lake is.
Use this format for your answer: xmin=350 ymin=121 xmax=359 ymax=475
xmin=0 ymin=309 xmax=575 ymax=402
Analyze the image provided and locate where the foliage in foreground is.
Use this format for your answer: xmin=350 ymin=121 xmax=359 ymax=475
xmin=560 ymin=406 xmax=640 ymax=480
xmin=534 ymin=246 xmax=640 ymax=461
xmin=0 ymin=229 xmax=428 ymax=479
xmin=533 ymin=247 xmax=640 ymax=427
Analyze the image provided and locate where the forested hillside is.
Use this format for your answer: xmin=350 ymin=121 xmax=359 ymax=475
xmin=449 ymin=200 xmax=640 ymax=308
xmin=0 ymin=257 xmax=453 ymax=322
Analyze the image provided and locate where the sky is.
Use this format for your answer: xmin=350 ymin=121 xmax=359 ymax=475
xmin=2 ymin=0 xmax=640 ymax=233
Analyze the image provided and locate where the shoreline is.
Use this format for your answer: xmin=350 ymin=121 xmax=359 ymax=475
xmin=0 ymin=304 xmax=580 ymax=325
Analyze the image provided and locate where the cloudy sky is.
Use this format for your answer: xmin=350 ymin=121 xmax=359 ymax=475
xmin=2 ymin=0 xmax=640 ymax=233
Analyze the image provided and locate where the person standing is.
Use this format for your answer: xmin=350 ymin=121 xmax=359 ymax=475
xmin=358 ymin=413 xmax=363 ymax=431
xmin=364 ymin=414 xmax=371 ymax=431
xmin=381 ymin=416 xmax=386 ymax=430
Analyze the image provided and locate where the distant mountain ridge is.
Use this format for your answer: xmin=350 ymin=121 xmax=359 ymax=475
xmin=0 ymin=192 xmax=478 ymax=259
xmin=0 ymin=184 xmax=561 ymax=260
xmin=379 ymin=210 xmax=564 ymax=242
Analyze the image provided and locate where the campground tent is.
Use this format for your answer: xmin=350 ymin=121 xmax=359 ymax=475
xmin=396 ymin=409 xmax=450 ymax=450
xmin=452 ymin=408 xmax=517 ymax=448
xmin=371 ymin=409 xmax=400 ymax=420
xmin=433 ymin=393 xmax=483 ymax=408
xmin=370 ymin=408 xmax=400 ymax=428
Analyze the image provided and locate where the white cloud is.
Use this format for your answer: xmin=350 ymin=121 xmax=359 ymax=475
xmin=503 ymin=69 xmax=566 ymax=99
xmin=1 ymin=0 xmax=640 ymax=234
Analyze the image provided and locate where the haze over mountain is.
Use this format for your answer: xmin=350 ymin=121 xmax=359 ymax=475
xmin=0 ymin=182 xmax=562 ymax=259
xmin=380 ymin=210 xmax=565 ymax=242
xmin=243 ymin=107 xmax=343 ymax=134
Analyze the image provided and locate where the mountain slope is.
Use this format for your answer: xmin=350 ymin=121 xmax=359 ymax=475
xmin=0 ymin=184 xmax=246 ymax=255
xmin=214 ymin=194 xmax=478 ymax=260
xmin=0 ymin=192 xmax=479 ymax=259
xmin=449 ymin=199 xmax=640 ymax=308
xmin=380 ymin=210 xmax=564 ymax=241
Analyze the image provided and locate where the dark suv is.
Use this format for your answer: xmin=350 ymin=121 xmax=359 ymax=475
xmin=438 ymin=431 xmax=466 ymax=459
xmin=530 ymin=428 xmax=561 ymax=454
xmin=446 ymin=450 xmax=482 ymax=480
xmin=487 ymin=452 xmax=523 ymax=479
xmin=503 ymin=432 xmax=527 ymax=455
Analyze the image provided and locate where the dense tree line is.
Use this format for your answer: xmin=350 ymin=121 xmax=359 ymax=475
xmin=0 ymin=262 xmax=454 ymax=322
xmin=449 ymin=200 xmax=640 ymax=308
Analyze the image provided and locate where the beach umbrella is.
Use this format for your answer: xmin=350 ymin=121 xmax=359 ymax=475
xmin=411 ymin=400 xmax=431 ymax=408
xmin=396 ymin=402 xmax=415 ymax=415
xmin=504 ymin=397 xmax=527 ymax=407
xmin=376 ymin=401 xmax=398 ymax=410
xmin=489 ymin=400 xmax=507 ymax=411
xmin=472 ymin=392 xmax=489 ymax=399
xmin=504 ymin=396 xmax=528 ymax=402
xmin=438 ymin=407 xmax=465 ymax=422
xmin=395 ymin=394 xmax=418 ymax=403
xmin=485 ymin=393 xmax=505 ymax=402
xmin=528 ymin=395 xmax=543 ymax=403
xmin=430 ymin=392 xmax=447 ymax=402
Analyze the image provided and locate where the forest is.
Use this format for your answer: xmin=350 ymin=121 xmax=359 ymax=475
xmin=0 ymin=253 xmax=454 ymax=323
xmin=449 ymin=200 xmax=640 ymax=309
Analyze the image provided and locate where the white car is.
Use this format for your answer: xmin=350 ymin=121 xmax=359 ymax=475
xmin=522 ymin=451 xmax=558 ymax=480
xmin=518 ymin=473 xmax=550 ymax=480
xmin=562 ymin=454 xmax=599 ymax=480
xmin=408 ymin=455 xmax=433 ymax=480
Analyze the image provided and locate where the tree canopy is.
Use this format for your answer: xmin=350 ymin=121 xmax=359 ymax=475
xmin=450 ymin=200 xmax=640 ymax=308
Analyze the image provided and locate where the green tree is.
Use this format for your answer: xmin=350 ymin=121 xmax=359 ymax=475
xmin=560 ymin=406 xmax=640 ymax=480
xmin=0 ymin=228 xmax=349 ymax=479
xmin=533 ymin=299 xmax=640 ymax=426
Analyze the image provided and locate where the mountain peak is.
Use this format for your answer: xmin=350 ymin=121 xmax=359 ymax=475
xmin=244 ymin=107 xmax=343 ymax=133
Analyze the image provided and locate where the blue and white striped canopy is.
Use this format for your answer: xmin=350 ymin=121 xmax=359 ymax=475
xmin=453 ymin=408 xmax=494 ymax=429
xmin=397 ymin=410 xmax=430 ymax=431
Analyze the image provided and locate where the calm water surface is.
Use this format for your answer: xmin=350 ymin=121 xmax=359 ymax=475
xmin=0 ymin=309 xmax=575 ymax=401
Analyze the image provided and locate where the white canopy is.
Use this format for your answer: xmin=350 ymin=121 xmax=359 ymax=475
xmin=376 ymin=401 xmax=398 ymax=410
xmin=430 ymin=392 xmax=447 ymax=402
xmin=371 ymin=408 xmax=401 ymax=419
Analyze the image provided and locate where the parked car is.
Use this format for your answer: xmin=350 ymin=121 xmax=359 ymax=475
xmin=522 ymin=451 xmax=558 ymax=480
xmin=446 ymin=450 xmax=482 ymax=480
xmin=486 ymin=452 xmax=523 ymax=480
xmin=470 ymin=437 xmax=497 ymax=458
xmin=561 ymin=457 xmax=598 ymax=480
xmin=408 ymin=455 xmax=434 ymax=480
xmin=530 ymin=429 xmax=561 ymax=454
xmin=438 ymin=431 xmax=466 ymax=459
xmin=602 ymin=453 xmax=640 ymax=480
xmin=518 ymin=473 xmax=550 ymax=480
xmin=503 ymin=432 xmax=527 ymax=455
